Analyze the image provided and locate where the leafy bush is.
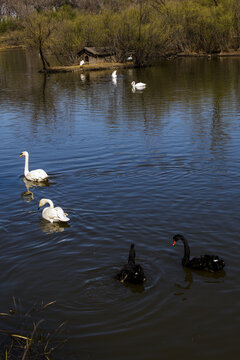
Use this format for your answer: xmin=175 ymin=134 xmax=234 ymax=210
xmin=0 ymin=18 xmax=18 ymax=34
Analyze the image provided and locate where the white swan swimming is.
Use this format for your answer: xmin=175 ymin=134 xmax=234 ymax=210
xmin=112 ymin=70 xmax=117 ymax=78
xmin=131 ymin=81 xmax=146 ymax=90
xmin=38 ymin=198 xmax=70 ymax=223
xmin=19 ymin=151 xmax=48 ymax=182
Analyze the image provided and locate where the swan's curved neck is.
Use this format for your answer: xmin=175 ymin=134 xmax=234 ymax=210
xmin=128 ymin=245 xmax=135 ymax=264
xmin=24 ymin=153 xmax=29 ymax=176
xmin=181 ymin=237 xmax=190 ymax=265
xmin=46 ymin=199 xmax=54 ymax=208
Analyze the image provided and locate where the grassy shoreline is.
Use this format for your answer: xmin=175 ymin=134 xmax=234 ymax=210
xmin=39 ymin=49 xmax=240 ymax=73
xmin=2 ymin=44 xmax=240 ymax=75
xmin=39 ymin=62 xmax=136 ymax=73
xmin=0 ymin=44 xmax=25 ymax=51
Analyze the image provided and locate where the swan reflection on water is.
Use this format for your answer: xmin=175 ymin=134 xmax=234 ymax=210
xmin=174 ymin=268 xmax=193 ymax=291
xmin=112 ymin=77 xmax=117 ymax=86
xmin=174 ymin=266 xmax=226 ymax=294
xmin=131 ymin=87 xmax=145 ymax=94
xmin=20 ymin=177 xmax=50 ymax=202
xmin=39 ymin=219 xmax=70 ymax=234
xmin=120 ymin=281 xmax=145 ymax=294
xmin=80 ymin=73 xmax=85 ymax=82
xmin=21 ymin=189 xmax=34 ymax=202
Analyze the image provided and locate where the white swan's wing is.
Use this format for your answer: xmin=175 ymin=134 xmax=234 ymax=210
xmin=42 ymin=208 xmax=56 ymax=223
xmin=42 ymin=207 xmax=69 ymax=223
xmin=26 ymin=169 xmax=48 ymax=182
xmin=54 ymin=207 xmax=70 ymax=222
xmin=136 ymin=82 xmax=146 ymax=88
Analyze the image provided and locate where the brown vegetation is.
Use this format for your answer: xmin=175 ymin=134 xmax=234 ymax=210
xmin=39 ymin=62 xmax=136 ymax=73
xmin=1 ymin=1 xmax=240 ymax=70
xmin=0 ymin=298 xmax=66 ymax=360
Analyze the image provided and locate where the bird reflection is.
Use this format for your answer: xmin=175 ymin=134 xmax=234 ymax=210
xmin=131 ymin=87 xmax=145 ymax=93
xmin=39 ymin=219 xmax=70 ymax=234
xmin=175 ymin=268 xmax=193 ymax=290
xmin=80 ymin=73 xmax=86 ymax=82
xmin=112 ymin=77 xmax=117 ymax=86
xmin=174 ymin=265 xmax=226 ymax=292
xmin=20 ymin=177 xmax=50 ymax=203
xmin=21 ymin=189 xmax=34 ymax=202
xmin=122 ymin=282 xmax=145 ymax=293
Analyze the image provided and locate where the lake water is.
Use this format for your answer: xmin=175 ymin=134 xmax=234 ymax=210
xmin=0 ymin=49 xmax=239 ymax=359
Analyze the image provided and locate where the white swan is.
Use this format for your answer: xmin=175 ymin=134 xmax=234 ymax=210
xmin=80 ymin=60 xmax=84 ymax=66
xmin=19 ymin=151 xmax=48 ymax=182
xmin=112 ymin=70 xmax=117 ymax=78
xmin=38 ymin=198 xmax=70 ymax=223
xmin=131 ymin=81 xmax=146 ymax=90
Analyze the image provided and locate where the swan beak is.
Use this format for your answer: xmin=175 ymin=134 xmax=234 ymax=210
xmin=38 ymin=202 xmax=42 ymax=210
xmin=19 ymin=153 xmax=23 ymax=157
xmin=173 ymin=240 xmax=176 ymax=246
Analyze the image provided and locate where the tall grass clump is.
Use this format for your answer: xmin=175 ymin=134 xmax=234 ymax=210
xmin=0 ymin=298 xmax=66 ymax=360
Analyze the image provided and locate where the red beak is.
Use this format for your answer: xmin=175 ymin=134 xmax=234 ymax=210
xmin=173 ymin=240 xmax=176 ymax=246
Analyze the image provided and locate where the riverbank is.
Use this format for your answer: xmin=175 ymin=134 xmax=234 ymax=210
xmin=177 ymin=49 xmax=240 ymax=57
xmin=39 ymin=49 xmax=240 ymax=73
xmin=39 ymin=62 xmax=136 ymax=73
xmin=0 ymin=44 xmax=25 ymax=51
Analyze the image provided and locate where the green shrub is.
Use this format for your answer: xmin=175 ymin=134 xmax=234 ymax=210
xmin=0 ymin=17 xmax=18 ymax=34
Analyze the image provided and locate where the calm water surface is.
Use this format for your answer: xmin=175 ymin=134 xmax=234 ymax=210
xmin=0 ymin=49 xmax=239 ymax=359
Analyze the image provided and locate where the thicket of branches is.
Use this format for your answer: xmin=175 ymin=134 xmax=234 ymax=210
xmin=1 ymin=0 xmax=240 ymax=68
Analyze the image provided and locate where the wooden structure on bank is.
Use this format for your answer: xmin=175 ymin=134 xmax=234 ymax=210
xmin=77 ymin=47 xmax=116 ymax=64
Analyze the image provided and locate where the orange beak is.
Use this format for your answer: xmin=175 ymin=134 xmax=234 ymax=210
xmin=173 ymin=240 xmax=176 ymax=246
xmin=19 ymin=153 xmax=23 ymax=157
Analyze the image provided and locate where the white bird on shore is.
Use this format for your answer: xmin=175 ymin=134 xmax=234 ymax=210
xmin=19 ymin=151 xmax=48 ymax=182
xmin=38 ymin=198 xmax=70 ymax=223
xmin=127 ymin=55 xmax=133 ymax=61
xmin=112 ymin=70 xmax=117 ymax=78
xmin=131 ymin=81 xmax=146 ymax=90
xmin=80 ymin=60 xmax=85 ymax=66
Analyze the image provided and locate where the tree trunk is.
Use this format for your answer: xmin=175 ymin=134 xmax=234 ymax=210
xmin=39 ymin=45 xmax=50 ymax=71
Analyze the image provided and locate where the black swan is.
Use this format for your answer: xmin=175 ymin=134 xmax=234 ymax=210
xmin=173 ymin=234 xmax=225 ymax=272
xmin=116 ymin=244 xmax=146 ymax=284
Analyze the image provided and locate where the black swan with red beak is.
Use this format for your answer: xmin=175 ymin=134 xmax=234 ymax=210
xmin=173 ymin=234 xmax=225 ymax=272
xmin=116 ymin=244 xmax=146 ymax=284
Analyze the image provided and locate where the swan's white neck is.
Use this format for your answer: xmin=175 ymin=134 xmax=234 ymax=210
xmin=24 ymin=153 xmax=29 ymax=176
xmin=46 ymin=199 xmax=54 ymax=208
